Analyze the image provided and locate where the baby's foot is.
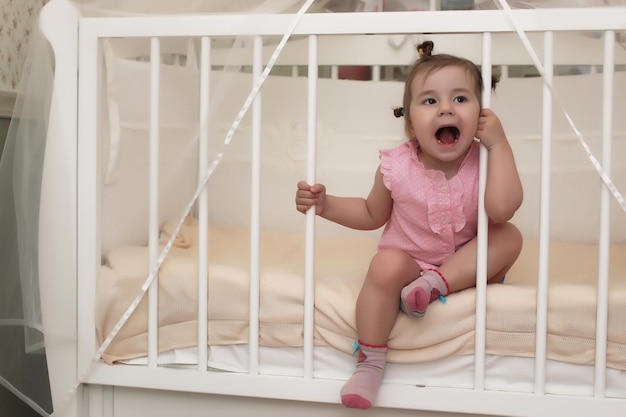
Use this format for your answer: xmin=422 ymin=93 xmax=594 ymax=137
xmin=400 ymin=269 xmax=449 ymax=317
xmin=340 ymin=343 xmax=387 ymax=409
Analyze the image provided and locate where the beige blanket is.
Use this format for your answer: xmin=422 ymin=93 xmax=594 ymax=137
xmin=96 ymin=217 xmax=626 ymax=368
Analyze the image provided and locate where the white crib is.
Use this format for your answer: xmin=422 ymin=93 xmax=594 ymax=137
xmin=34 ymin=0 xmax=626 ymax=416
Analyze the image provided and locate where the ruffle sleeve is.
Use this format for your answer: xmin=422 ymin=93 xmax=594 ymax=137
xmin=379 ymin=140 xmax=415 ymax=192
xmin=379 ymin=148 xmax=394 ymax=191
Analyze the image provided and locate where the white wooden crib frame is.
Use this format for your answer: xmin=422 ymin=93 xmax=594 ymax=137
xmin=37 ymin=0 xmax=626 ymax=416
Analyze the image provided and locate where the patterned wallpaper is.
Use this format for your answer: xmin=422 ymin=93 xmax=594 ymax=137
xmin=0 ymin=0 xmax=48 ymax=94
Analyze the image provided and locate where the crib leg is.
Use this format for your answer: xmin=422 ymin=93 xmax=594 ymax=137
xmin=82 ymin=385 xmax=114 ymax=417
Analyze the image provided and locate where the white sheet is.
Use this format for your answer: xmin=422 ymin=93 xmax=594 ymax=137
xmin=122 ymin=345 xmax=626 ymax=399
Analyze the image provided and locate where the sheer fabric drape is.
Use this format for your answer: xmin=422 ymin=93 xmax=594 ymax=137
xmin=0 ymin=1 xmax=323 ymax=415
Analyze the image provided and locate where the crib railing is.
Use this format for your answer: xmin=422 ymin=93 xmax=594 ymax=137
xmin=67 ymin=3 xmax=626 ymax=416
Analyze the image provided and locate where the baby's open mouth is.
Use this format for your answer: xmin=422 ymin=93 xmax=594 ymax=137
xmin=436 ymin=126 xmax=460 ymax=145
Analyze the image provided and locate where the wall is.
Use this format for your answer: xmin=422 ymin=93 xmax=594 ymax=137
xmin=0 ymin=0 xmax=48 ymax=92
xmin=0 ymin=115 xmax=7 ymax=155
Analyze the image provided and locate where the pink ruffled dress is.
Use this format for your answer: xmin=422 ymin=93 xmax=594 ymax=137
xmin=377 ymin=140 xmax=480 ymax=270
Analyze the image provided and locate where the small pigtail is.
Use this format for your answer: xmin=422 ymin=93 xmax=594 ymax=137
xmin=491 ymin=73 xmax=501 ymax=91
xmin=416 ymin=40 xmax=434 ymax=58
xmin=393 ymin=107 xmax=405 ymax=118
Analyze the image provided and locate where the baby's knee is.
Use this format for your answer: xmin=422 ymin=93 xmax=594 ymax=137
xmin=367 ymin=249 xmax=418 ymax=287
xmin=491 ymin=222 xmax=523 ymax=255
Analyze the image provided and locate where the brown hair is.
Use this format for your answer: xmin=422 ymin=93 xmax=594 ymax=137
xmin=393 ymin=53 xmax=499 ymax=137
xmin=416 ymin=40 xmax=434 ymax=58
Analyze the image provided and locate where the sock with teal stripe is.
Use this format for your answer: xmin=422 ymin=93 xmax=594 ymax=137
xmin=340 ymin=341 xmax=387 ymax=409
xmin=400 ymin=269 xmax=449 ymax=317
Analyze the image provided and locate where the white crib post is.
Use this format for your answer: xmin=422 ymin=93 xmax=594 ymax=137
xmin=74 ymin=8 xmax=97 ymax=380
xmin=197 ymin=36 xmax=211 ymax=372
xmin=595 ymin=29 xmax=615 ymax=398
xmin=44 ymin=2 xmax=81 ymax=414
xmin=304 ymin=34 xmax=318 ymax=380
xmin=148 ymin=36 xmax=161 ymax=369
xmin=535 ymin=30 xmax=554 ymax=395
xmin=249 ymin=35 xmax=264 ymax=376
xmin=474 ymin=31 xmax=491 ymax=392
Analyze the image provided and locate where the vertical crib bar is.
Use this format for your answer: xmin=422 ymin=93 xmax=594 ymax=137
xmin=594 ymin=29 xmax=615 ymax=398
xmin=197 ymin=36 xmax=211 ymax=372
xmin=474 ymin=31 xmax=491 ymax=391
xmin=249 ymin=35 xmax=264 ymax=376
xmin=372 ymin=65 xmax=381 ymax=81
xmin=148 ymin=37 xmax=161 ymax=368
xmin=534 ymin=30 xmax=554 ymax=395
xmin=304 ymin=34 xmax=318 ymax=380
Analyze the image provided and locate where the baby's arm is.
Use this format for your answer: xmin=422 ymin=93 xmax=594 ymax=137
xmin=295 ymin=166 xmax=392 ymax=230
xmin=476 ymin=109 xmax=523 ymax=223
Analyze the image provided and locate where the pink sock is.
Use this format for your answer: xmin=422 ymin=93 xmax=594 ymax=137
xmin=340 ymin=342 xmax=387 ymax=409
xmin=400 ymin=269 xmax=449 ymax=317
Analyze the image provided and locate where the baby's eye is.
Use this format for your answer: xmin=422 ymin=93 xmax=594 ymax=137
xmin=423 ymin=98 xmax=437 ymax=105
xmin=453 ymin=96 xmax=468 ymax=103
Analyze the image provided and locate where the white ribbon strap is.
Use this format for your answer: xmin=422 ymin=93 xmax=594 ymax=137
xmin=497 ymin=0 xmax=626 ymax=212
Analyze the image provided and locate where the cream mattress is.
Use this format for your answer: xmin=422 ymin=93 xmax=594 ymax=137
xmin=97 ymin=217 xmax=626 ymax=370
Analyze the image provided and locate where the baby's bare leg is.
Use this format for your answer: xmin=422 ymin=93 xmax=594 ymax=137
xmin=439 ymin=222 xmax=523 ymax=293
xmin=356 ymin=248 xmax=422 ymax=344
xmin=341 ymin=249 xmax=420 ymax=409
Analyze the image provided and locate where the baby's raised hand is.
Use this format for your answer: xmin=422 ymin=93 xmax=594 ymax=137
xmin=476 ymin=108 xmax=507 ymax=150
xmin=295 ymin=181 xmax=327 ymax=215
